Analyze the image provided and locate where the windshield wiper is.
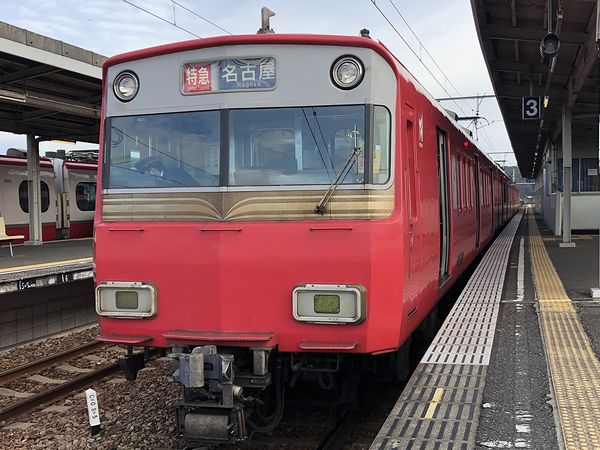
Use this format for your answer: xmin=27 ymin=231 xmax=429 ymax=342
xmin=315 ymin=125 xmax=362 ymax=215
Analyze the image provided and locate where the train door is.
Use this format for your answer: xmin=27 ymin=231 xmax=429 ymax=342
xmin=404 ymin=104 xmax=420 ymax=282
xmin=474 ymin=155 xmax=481 ymax=247
xmin=494 ymin=174 xmax=500 ymax=230
xmin=436 ymin=130 xmax=450 ymax=281
xmin=52 ymin=159 xmax=69 ymax=239
xmin=501 ymin=181 xmax=506 ymax=223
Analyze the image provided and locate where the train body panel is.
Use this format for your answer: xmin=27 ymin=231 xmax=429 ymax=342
xmin=63 ymin=161 xmax=97 ymax=238
xmin=97 ymin=34 xmax=519 ymax=351
xmin=96 ymin=217 xmax=410 ymax=353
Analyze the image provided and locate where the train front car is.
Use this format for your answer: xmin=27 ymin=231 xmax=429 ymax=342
xmin=96 ymin=35 xmax=408 ymax=445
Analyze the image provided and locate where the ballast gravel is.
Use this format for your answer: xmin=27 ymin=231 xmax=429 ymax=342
xmin=0 ymin=326 xmax=99 ymax=372
xmin=0 ymin=326 xmax=184 ymax=450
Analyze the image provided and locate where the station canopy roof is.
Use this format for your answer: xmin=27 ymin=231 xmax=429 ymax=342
xmin=0 ymin=21 xmax=105 ymax=144
xmin=471 ymin=0 xmax=599 ymax=178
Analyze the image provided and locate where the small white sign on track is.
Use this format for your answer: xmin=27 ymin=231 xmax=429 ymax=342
xmin=85 ymin=388 xmax=101 ymax=435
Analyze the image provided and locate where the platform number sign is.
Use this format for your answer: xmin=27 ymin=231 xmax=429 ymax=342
xmin=522 ymin=96 xmax=541 ymax=120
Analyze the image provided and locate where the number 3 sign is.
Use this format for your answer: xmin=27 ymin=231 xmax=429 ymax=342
xmin=522 ymin=96 xmax=541 ymax=120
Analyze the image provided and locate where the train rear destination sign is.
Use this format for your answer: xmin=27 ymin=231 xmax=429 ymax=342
xmin=522 ymin=96 xmax=541 ymax=120
xmin=182 ymin=57 xmax=276 ymax=94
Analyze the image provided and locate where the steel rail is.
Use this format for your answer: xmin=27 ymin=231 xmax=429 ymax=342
xmin=0 ymin=341 xmax=104 ymax=385
xmin=0 ymin=360 xmax=121 ymax=421
xmin=316 ymin=408 xmax=356 ymax=450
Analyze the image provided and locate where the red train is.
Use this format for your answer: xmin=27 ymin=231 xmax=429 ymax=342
xmin=95 ymin=33 xmax=519 ymax=445
xmin=0 ymin=153 xmax=96 ymax=242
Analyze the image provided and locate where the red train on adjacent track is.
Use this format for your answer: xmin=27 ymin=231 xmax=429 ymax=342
xmin=0 ymin=153 xmax=96 ymax=242
xmin=95 ymin=32 xmax=519 ymax=445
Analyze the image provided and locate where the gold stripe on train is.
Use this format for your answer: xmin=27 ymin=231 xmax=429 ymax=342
xmin=102 ymin=186 xmax=394 ymax=222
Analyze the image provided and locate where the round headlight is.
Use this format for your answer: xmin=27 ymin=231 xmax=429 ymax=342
xmin=331 ymin=56 xmax=364 ymax=90
xmin=113 ymin=71 xmax=139 ymax=102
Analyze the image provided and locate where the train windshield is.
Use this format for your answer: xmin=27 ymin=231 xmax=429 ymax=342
xmin=106 ymin=105 xmax=390 ymax=189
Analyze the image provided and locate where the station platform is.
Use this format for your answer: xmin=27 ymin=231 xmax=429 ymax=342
xmin=371 ymin=210 xmax=600 ymax=450
xmin=0 ymin=238 xmax=93 ymax=294
xmin=0 ymin=238 xmax=94 ymax=349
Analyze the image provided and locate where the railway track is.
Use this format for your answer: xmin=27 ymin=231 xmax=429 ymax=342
xmin=0 ymin=341 xmax=103 ymax=385
xmin=0 ymin=341 xmax=122 ymax=422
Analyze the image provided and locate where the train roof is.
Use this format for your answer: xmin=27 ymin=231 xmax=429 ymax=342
xmin=0 ymin=155 xmax=97 ymax=171
xmin=64 ymin=161 xmax=97 ymax=171
xmin=0 ymin=155 xmax=54 ymax=169
xmin=103 ymin=34 xmax=393 ymax=69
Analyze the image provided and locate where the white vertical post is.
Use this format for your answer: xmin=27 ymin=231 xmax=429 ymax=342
xmin=85 ymin=388 xmax=102 ymax=435
xmin=560 ymin=105 xmax=575 ymax=247
xmin=25 ymin=134 xmax=43 ymax=245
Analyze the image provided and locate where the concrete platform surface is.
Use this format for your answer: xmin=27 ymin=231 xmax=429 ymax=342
xmin=372 ymin=210 xmax=600 ymax=450
xmin=0 ymin=239 xmax=92 ymax=292
xmin=0 ymin=238 xmax=92 ymax=270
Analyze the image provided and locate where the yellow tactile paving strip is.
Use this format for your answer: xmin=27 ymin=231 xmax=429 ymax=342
xmin=529 ymin=212 xmax=600 ymax=449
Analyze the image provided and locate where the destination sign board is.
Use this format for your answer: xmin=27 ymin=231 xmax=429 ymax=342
xmin=182 ymin=57 xmax=276 ymax=94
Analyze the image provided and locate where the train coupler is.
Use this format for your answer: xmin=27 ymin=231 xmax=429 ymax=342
xmin=170 ymin=345 xmax=247 ymax=445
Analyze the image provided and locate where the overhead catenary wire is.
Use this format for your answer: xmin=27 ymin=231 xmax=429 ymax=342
xmin=369 ymin=0 xmax=468 ymax=117
xmin=387 ymin=0 xmax=475 ymax=114
xmin=371 ymin=0 xmax=516 ymax=165
xmin=170 ymin=1 xmax=233 ymax=35
xmin=122 ymin=0 xmax=201 ymax=38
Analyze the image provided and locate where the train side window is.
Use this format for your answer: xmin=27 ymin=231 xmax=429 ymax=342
xmin=451 ymin=155 xmax=458 ymax=210
xmin=482 ymin=172 xmax=486 ymax=206
xmin=372 ymin=106 xmax=391 ymax=184
xmin=464 ymin=157 xmax=471 ymax=209
xmin=19 ymin=181 xmax=50 ymax=213
xmin=458 ymin=155 xmax=466 ymax=209
xmin=485 ymin=172 xmax=489 ymax=206
xmin=468 ymin=159 xmax=473 ymax=209
xmin=75 ymin=182 xmax=97 ymax=211
xmin=463 ymin=157 xmax=468 ymax=209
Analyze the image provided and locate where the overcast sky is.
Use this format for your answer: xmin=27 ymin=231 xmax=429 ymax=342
xmin=2 ymin=0 xmax=517 ymax=165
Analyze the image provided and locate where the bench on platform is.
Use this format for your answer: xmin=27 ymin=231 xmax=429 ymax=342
xmin=0 ymin=217 xmax=24 ymax=256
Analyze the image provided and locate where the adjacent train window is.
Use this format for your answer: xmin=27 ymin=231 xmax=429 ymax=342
xmin=76 ymin=182 xmax=97 ymax=211
xmin=19 ymin=181 xmax=50 ymax=213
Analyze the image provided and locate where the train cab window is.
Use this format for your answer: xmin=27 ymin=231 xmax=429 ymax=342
xmin=19 ymin=181 xmax=50 ymax=213
xmin=228 ymin=105 xmax=370 ymax=186
xmin=75 ymin=182 xmax=97 ymax=211
xmin=107 ymin=110 xmax=220 ymax=188
xmin=106 ymin=106 xmax=391 ymax=190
